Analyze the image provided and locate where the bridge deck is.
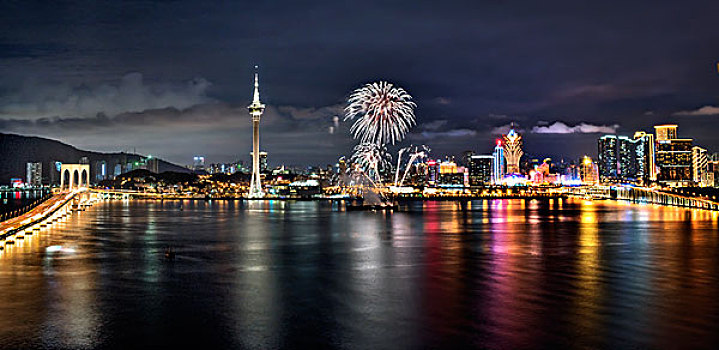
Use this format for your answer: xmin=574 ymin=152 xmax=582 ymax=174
xmin=0 ymin=192 xmax=77 ymax=239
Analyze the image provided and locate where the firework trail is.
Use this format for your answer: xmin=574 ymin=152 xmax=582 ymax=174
xmin=394 ymin=145 xmax=431 ymax=186
xmin=345 ymin=81 xmax=417 ymax=146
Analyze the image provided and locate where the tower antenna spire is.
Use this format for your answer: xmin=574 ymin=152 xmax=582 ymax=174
xmin=253 ymin=65 xmax=261 ymax=104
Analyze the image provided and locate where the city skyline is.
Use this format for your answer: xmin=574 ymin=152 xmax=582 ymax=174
xmin=0 ymin=1 xmax=718 ymax=165
xmin=2 ymin=3 xmax=719 ymax=348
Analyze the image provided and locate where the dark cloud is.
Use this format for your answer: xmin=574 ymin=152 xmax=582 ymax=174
xmin=0 ymin=73 xmax=211 ymax=119
xmin=1 ymin=0 xmax=718 ymax=163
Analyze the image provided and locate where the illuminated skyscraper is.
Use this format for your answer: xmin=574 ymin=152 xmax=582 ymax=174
xmin=26 ymin=162 xmax=42 ymax=187
xmin=693 ymin=146 xmax=709 ymax=187
xmin=598 ymin=135 xmax=618 ymax=183
xmin=426 ymin=159 xmax=439 ymax=186
xmin=652 ymin=124 xmax=693 ymax=186
xmin=656 ymin=138 xmax=693 ymax=186
xmin=617 ymin=136 xmax=641 ymax=182
xmin=492 ymin=140 xmax=505 ymax=184
xmin=502 ymin=128 xmax=523 ymax=174
xmin=580 ymin=156 xmax=599 ymax=185
xmin=654 ymin=124 xmax=678 ymax=141
xmin=468 ymin=155 xmax=493 ymax=186
xmin=634 ymin=131 xmax=656 ymax=182
xmin=248 ymin=67 xmax=266 ymax=198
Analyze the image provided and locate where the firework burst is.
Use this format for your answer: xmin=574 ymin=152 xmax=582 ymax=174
xmin=345 ymin=81 xmax=417 ymax=145
xmin=351 ymin=143 xmax=392 ymax=183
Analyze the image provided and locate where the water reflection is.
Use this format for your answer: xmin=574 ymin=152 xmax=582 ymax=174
xmin=0 ymin=199 xmax=718 ymax=348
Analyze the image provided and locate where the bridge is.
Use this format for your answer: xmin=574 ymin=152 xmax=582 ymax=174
xmin=564 ymin=185 xmax=719 ymax=211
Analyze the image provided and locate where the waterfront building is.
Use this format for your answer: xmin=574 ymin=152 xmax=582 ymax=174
xmin=439 ymin=172 xmax=465 ymax=187
xmin=596 ymin=134 xmax=646 ymax=184
xmin=437 ymin=159 xmax=464 ymax=186
xmin=651 ymin=124 xmax=693 ymax=186
xmin=598 ymin=135 xmax=618 ymax=183
xmin=693 ymin=146 xmax=709 ymax=187
xmin=634 ymin=131 xmax=656 ymax=182
xmin=439 ymin=159 xmax=458 ymax=174
xmin=502 ymin=128 xmax=523 ymax=174
xmin=562 ymin=163 xmax=582 ymax=185
xmin=656 ymin=138 xmax=693 ymax=186
xmin=426 ymin=159 xmax=439 ymax=186
xmin=26 ymin=162 xmax=42 ymax=187
xmin=248 ymin=68 xmax=266 ymax=198
xmin=468 ymin=155 xmax=493 ymax=186
xmin=654 ymin=124 xmax=678 ymax=141
xmin=492 ymin=141 xmax=505 ymax=185
xmin=709 ymin=154 xmax=719 ymax=187
xmin=580 ymin=156 xmax=599 ymax=185
xmin=617 ymin=136 xmax=640 ymax=182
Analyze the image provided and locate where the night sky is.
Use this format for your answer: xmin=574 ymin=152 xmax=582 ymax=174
xmin=1 ymin=0 xmax=718 ymax=166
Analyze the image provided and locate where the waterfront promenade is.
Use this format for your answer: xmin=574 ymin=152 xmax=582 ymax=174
xmin=89 ymin=187 xmax=719 ymax=211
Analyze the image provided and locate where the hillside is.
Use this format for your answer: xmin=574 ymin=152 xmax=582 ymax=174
xmin=0 ymin=133 xmax=190 ymax=184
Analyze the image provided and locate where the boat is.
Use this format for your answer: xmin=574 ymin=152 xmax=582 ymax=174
xmin=164 ymin=247 xmax=176 ymax=261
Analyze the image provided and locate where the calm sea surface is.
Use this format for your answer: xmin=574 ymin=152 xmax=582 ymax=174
xmin=0 ymin=190 xmax=49 ymax=215
xmin=1 ymin=199 xmax=718 ymax=349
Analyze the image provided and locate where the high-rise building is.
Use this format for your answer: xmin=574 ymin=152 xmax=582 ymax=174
xmin=654 ymin=124 xmax=678 ymax=141
xmin=634 ymin=131 xmax=656 ymax=182
xmin=617 ymin=136 xmax=640 ymax=182
xmin=692 ymin=146 xmax=709 ymax=187
xmin=502 ymin=127 xmax=523 ymax=174
xmin=656 ymin=139 xmax=693 ymax=186
xmin=580 ymin=156 xmax=599 ymax=185
xmin=462 ymin=150 xmax=475 ymax=167
xmin=708 ymin=153 xmax=719 ymax=188
xmin=95 ymin=160 xmax=107 ymax=182
xmin=598 ymin=135 xmax=618 ymax=183
xmin=248 ymin=68 xmax=266 ymax=198
xmin=26 ymin=162 xmax=42 ymax=187
xmin=426 ymin=159 xmax=439 ymax=186
xmin=260 ymin=151 xmax=268 ymax=172
xmin=49 ymin=161 xmax=62 ymax=185
xmin=468 ymin=155 xmax=493 ymax=186
xmin=193 ymin=156 xmax=205 ymax=172
xmin=492 ymin=141 xmax=505 ymax=185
